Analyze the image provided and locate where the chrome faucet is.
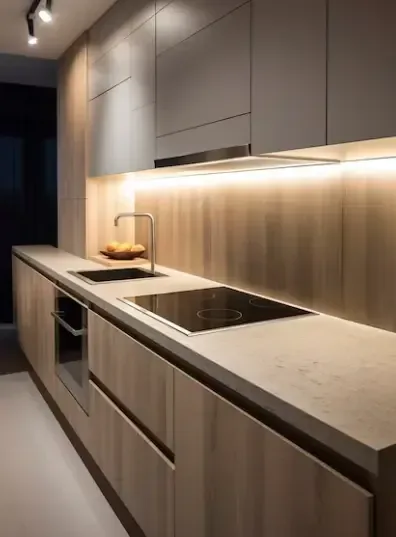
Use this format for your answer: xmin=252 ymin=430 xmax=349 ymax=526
xmin=114 ymin=212 xmax=156 ymax=274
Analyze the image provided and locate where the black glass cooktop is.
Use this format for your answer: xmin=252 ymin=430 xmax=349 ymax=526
xmin=122 ymin=287 xmax=314 ymax=335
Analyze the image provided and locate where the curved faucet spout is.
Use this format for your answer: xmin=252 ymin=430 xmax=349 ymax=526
xmin=114 ymin=212 xmax=156 ymax=274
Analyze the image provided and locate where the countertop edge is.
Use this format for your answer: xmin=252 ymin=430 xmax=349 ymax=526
xmin=12 ymin=246 xmax=383 ymax=474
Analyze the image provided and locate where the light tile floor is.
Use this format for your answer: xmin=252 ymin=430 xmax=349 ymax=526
xmin=0 ymin=327 xmax=129 ymax=537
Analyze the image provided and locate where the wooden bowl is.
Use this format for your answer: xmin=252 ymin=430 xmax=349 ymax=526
xmin=100 ymin=250 xmax=145 ymax=261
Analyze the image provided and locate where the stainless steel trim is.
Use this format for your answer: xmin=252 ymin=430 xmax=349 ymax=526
xmin=53 ymin=284 xmax=88 ymax=309
xmin=54 ymin=287 xmax=89 ymax=413
xmin=113 ymin=212 xmax=156 ymax=274
xmin=155 ymin=144 xmax=251 ymax=169
xmin=68 ymin=268 xmax=167 ymax=286
xmin=51 ymin=311 xmax=86 ymax=337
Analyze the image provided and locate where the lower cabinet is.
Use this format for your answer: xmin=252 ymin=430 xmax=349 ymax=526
xmin=13 ymin=256 xmax=36 ymax=362
xmin=89 ymin=381 xmax=175 ymax=537
xmin=34 ymin=270 xmax=56 ymax=394
xmin=88 ymin=311 xmax=174 ymax=450
xmin=13 ymin=256 xmax=56 ymax=394
xmin=174 ymin=370 xmax=373 ymax=537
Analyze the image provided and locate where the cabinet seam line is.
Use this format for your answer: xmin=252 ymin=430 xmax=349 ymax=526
xmin=157 ymin=112 xmax=250 ymax=139
xmin=156 ymin=0 xmax=251 ymax=59
xmin=90 ymin=12 xmax=156 ymax=68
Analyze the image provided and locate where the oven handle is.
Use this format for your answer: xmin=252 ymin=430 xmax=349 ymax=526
xmin=51 ymin=311 xmax=87 ymax=337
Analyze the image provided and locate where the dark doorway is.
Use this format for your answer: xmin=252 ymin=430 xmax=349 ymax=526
xmin=0 ymin=82 xmax=57 ymax=323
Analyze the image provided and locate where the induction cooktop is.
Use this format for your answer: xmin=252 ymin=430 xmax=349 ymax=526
xmin=121 ymin=287 xmax=314 ymax=336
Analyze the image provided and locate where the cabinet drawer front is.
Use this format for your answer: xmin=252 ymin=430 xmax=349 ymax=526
xmin=88 ymin=311 xmax=174 ymax=450
xmin=90 ymin=382 xmax=174 ymax=537
xmin=175 ymin=370 xmax=373 ymax=537
xmin=156 ymin=113 xmax=250 ymax=160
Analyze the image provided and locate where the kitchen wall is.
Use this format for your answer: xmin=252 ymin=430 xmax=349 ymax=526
xmin=86 ymin=175 xmax=136 ymax=258
xmin=58 ymin=0 xmax=396 ymax=333
xmin=134 ymin=165 xmax=343 ymax=316
xmin=58 ymin=34 xmax=89 ymax=257
xmin=0 ymin=54 xmax=57 ymax=88
xmin=135 ymin=159 xmax=396 ymax=333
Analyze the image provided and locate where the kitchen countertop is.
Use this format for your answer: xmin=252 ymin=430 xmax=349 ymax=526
xmin=13 ymin=245 xmax=396 ymax=474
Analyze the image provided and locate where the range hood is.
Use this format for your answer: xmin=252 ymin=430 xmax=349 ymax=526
xmin=154 ymin=144 xmax=337 ymax=174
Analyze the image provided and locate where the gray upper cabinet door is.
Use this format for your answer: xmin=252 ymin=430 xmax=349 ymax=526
xmin=89 ymin=0 xmax=155 ymax=65
xmin=107 ymin=79 xmax=133 ymax=175
xmin=89 ymin=80 xmax=132 ymax=177
xmin=88 ymin=92 xmax=109 ymax=177
xmin=327 ymin=0 xmax=396 ymax=145
xmin=108 ymin=38 xmax=131 ymax=90
xmin=129 ymin=17 xmax=156 ymax=110
xmin=156 ymin=3 xmax=251 ymax=138
xmin=89 ymin=38 xmax=130 ymax=100
xmin=156 ymin=0 xmax=248 ymax=56
xmin=131 ymin=104 xmax=156 ymax=171
xmin=251 ymin=0 xmax=326 ymax=155
xmin=89 ymin=53 xmax=110 ymax=100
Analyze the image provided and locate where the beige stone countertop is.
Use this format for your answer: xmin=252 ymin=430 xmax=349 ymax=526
xmin=13 ymin=245 xmax=396 ymax=474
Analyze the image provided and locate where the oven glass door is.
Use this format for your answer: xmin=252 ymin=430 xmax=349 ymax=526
xmin=53 ymin=289 xmax=89 ymax=412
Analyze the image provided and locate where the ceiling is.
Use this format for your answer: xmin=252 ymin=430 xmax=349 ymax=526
xmin=0 ymin=0 xmax=118 ymax=59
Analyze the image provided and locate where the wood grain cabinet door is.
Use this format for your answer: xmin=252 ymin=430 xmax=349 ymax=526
xmin=327 ymin=0 xmax=396 ymax=144
xmin=88 ymin=311 xmax=174 ymax=450
xmin=90 ymin=382 xmax=175 ymax=537
xmin=251 ymin=0 xmax=326 ymax=155
xmin=13 ymin=257 xmax=37 ymax=368
xmin=34 ymin=271 xmax=56 ymax=395
xmin=175 ymin=370 xmax=373 ymax=537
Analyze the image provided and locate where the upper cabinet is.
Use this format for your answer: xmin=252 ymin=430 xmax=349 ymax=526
xmin=251 ymin=0 xmax=327 ymax=155
xmin=156 ymin=2 xmax=251 ymax=159
xmin=327 ymin=0 xmax=396 ymax=145
xmin=89 ymin=0 xmax=155 ymax=65
xmin=88 ymin=0 xmax=156 ymax=176
xmin=156 ymin=0 xmax=248 ymax=56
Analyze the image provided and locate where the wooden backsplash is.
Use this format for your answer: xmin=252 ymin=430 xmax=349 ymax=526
xmin=135 ymin=166 xmax=344 ymax=316
xmin=342 ymin=162 xmax=396 ymax=332
xmin=86 ymin=175 xmax=136 ymax=257
xmin=86 ymin=162 xmax=396 ymax=333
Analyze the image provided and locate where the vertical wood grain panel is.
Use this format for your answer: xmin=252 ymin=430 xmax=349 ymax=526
xmin=90 ymin=382 xmax=175 ymax=537
xmin=86 ymin=175 xmax=136 ymax=257
xmin=175 ymin=369 xmax=373 ymax=537
xmin=88 ymin=311 xmax=174 ymax=449
xmin=58 ymin=33 xmax=88 ymax=200
xmin=136 ymin=167 xmax=343 ymax=314
xmin=58 ymin=198 xmax=87 ymax=258
xmin=58 ymin=33 xmax=88 ymax=257
xmin=342 ymin=165 xmax=396 ymax=331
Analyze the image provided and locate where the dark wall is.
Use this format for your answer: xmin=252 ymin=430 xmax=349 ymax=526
xmin=0 ymin=82 xmax=57 ymax=323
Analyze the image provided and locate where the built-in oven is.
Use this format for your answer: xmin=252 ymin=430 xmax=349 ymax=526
xmin=52 ymin=286 xmax=89 ymax=412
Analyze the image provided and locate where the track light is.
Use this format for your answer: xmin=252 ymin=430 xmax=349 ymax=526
xmin=38 ymin=0 xmax=53 ymax=23
xmin=27 ymin=16 xmax=38 ymax=45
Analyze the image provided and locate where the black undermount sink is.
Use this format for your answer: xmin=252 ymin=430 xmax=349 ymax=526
xmin=69 ymin=268 xmax=166 ymax=284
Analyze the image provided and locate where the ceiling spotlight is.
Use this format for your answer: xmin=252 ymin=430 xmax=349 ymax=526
xmin=27 ymin=16 xmax=38 ymax=45
xmin=38 ymin=0 xmax=53 ymax=23
xmin=28 ymin=35 xmax=38 ymax=45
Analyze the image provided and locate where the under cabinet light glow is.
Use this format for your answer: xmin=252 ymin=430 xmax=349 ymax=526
xmin=119 ymin=156 xmax=396 ymax=194
xmin=122 ymin=162 xmax=339 ymax=193
xmin=342 ymin=157 xmax=396 ymax=174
